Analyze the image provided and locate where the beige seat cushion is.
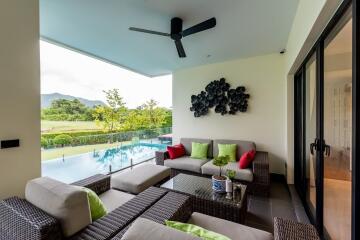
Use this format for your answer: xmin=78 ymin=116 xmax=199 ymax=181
xmin=201 ymin=160 xmax=253 ymax=182
xmin=121 ymin=218 xmax=201 ymax=240
xmin=99 ymin=189 xmax=135 ymax=212
xmin=112 ymin=164 xmax=170 ymax=194
xmin=25 ymin=177 xmax=91 ymax=237
xmin=164 ymin=156 xmax=209 ymax=173
xmin=188 ymin=212 xmax=273 ymax=240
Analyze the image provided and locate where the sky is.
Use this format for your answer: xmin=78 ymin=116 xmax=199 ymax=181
xmin=40 ymin=40 xmax=172 ymax=108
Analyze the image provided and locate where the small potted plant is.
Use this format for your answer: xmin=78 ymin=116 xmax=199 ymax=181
xmin=212 ymin=155 xmax=230 ymax=193
xmin=225 ymin=170 xmax=236 ymax=196
xmin=226 ymin=169 xmax=236 ymax=180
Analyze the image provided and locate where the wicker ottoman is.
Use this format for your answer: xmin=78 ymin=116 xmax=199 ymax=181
xmin=112 ymin=164 xmax=170 ymax=194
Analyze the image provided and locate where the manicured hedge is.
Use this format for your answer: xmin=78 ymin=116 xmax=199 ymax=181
xmin=42 ymin=130 xmax=106 ymax=140
xmin=41 ymin=127 xmax=172 ymax=149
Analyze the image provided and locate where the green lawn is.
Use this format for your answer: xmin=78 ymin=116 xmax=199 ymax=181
xmin=41 ymin=141 xmax=131 ymax=161
xmin=41 ymin=120 xmax=101 ymax=133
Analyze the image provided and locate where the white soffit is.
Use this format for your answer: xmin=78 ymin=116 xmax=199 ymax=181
xmin=40 ymin=0 xmax=299 ymax=77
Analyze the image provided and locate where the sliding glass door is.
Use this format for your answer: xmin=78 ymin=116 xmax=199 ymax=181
xmin=323 ymin=9 xmax=352 ymax=240
xmin=294 ymin=1 xmax=359 ymax=239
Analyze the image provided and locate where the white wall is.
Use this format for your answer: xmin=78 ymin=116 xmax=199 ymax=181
xmin=173 ymin=54 xmax=286 ymax=174
xmin=0 ymin=0 xmax=41 ymax=199
xmin=284 ymin=0 xmax=343 ymax=183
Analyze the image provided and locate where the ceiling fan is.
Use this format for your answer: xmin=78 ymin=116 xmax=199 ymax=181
xmin=129 ymin=17 xmax=216 ymax=58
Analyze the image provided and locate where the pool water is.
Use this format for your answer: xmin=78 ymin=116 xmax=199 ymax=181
xmin=42 ymin=143 xmax=167 ymax=183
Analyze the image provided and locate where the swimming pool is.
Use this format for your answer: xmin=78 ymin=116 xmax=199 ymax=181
xmin=42 ymin=143 xmax=167 ymax=183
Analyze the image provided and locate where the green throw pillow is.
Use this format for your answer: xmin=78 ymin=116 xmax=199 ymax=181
xmin=165 ymin=220 xmax=231 ymax=240
xmin=218 ymin=144 xmax=237 ymax=162
xmin=191 ymin=142 xmax=209 ymax=159
xmin=83 ymin=187 xmax=107 ymax=221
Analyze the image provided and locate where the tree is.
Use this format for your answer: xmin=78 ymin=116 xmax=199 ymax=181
xmin=93 ymin=89 xmax=128 ymax=132
xmin=162 ymin=108 xmax=172 ymax=127
xmin=139 ymin=99 xmax=167 ymax=129
xmin=53 ymin=134 xmax=73 ymax=147
xmin=122 ymin=109 xmax=146 ymax=131
xmin=42 ymin=98 xmax=96 ymax=121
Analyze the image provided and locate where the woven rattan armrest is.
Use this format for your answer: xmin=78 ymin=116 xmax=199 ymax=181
xmin=274 ymin=217 xmax=320 ymax=240
xmin=155 ymin=150 xmax=169 ymax=165
xmin=0 ymin=197 xmax=62 ymax=240
xmin=252 ymin=151 xmax=270 ymax=196
xmin=71 ymin=174 xmax=111 ymax=195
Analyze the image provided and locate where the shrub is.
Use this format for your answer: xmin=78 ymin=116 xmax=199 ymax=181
xmin=41 ymin=137 xmax=48 ymax=148
xmin=53 ymin=134 xmax=73 ymax=147
xmin=226 ymin=169 xmax=236 ymax=180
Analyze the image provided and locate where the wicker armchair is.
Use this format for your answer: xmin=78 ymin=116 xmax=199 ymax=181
xmin=0 ymin=174 xmax=110 ymax=240
xmin=156 ymin=150 xmax=270 ymax=196
xmin=0 ymin=173 xmax=193 ymax=240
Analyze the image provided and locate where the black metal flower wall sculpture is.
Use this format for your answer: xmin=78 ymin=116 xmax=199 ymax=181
xmin=190 ymin=78 xmax=249 ymax=117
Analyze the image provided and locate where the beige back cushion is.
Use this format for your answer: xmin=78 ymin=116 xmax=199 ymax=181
xmin=25 ymin=177 xmax=91 ymax=237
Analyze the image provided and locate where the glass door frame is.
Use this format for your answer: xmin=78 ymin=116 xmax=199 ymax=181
xmin=294 ymin=0 xmax=360 ymax=239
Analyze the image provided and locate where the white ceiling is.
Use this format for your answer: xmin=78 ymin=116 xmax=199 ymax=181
xmin=40 ymin=0 xmax=299 ymax=77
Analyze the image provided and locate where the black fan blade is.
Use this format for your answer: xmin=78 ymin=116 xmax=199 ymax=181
xmin=129 ymin=27 xmax=170 ymax=37
xmin=181 ymin=17 xmax=216 ymax=37
xmin=175 ymin=40 xmax=186 ymax=58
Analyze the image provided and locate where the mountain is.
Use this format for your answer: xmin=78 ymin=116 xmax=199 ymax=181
xmin=41 ymin=93 xmax=106 ymax=108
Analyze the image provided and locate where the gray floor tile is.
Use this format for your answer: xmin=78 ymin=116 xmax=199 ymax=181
xmin=245 ymin=178 xmax=297 ymax=233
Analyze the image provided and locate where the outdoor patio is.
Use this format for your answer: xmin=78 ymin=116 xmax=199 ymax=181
xmin=1 ymin=0 xmax=359 ymax=240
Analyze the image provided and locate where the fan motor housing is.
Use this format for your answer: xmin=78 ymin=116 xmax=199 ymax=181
xmin=171 ymin=17 xmax=183 ymax=40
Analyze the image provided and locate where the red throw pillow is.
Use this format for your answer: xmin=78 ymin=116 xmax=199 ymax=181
xmin=167 ymin=144 xmax=186 ymax=159
xmin=239 ymin=150 xmax=256 ymax=169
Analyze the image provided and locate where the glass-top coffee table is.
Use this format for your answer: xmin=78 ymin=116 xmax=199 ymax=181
xmin=160 ymin=173 xmax=247 ymax=223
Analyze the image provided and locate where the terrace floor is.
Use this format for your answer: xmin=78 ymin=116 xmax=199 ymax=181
xmin=245 ymin=177 xmax=298 ymax=232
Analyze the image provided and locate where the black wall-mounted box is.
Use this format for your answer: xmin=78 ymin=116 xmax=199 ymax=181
xmin=1 ymin=139 xmax=20 ymax=149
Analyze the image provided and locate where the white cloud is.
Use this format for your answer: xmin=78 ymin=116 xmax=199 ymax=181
xmin=40 ymin=40 xmax=172 ymax=108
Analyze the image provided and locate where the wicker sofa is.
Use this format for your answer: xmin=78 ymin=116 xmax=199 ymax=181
xmin=0 ymin=174 xmax=320 ymax=240
xmin=0 ymin=174 xmax=271 ymax=240
xmin=156 ymin=138 xmax=270 ymax=196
